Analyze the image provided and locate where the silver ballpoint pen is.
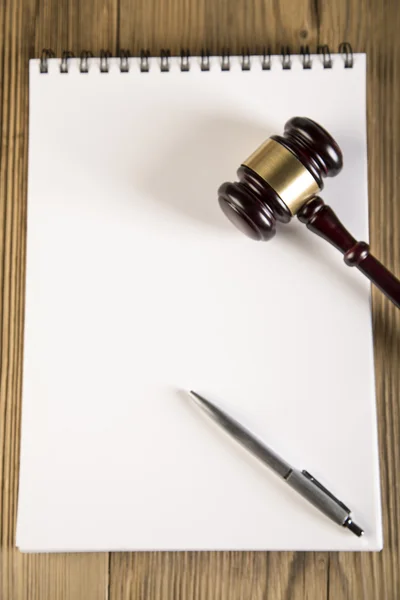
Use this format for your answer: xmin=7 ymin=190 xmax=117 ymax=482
xmin=189 ymin=391 xmax=364 ymax=537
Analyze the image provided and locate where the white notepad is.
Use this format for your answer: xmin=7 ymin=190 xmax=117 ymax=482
xmin=17 ymin=52 xmax=382 ymax=552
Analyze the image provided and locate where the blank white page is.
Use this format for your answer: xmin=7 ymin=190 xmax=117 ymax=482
xmin=17 ymin=53 xmax=382 ymax=551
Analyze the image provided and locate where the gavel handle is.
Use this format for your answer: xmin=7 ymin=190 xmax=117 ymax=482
xmin=298 ymin=197 xmax=400 ymax=309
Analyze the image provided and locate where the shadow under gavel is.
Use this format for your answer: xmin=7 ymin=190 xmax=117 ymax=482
xmin=218 ymin=116 xmax=400 ymax=309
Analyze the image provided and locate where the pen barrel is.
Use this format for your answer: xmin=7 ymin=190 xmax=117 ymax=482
xmin=286 ymin=470 xmax=349 ymax=526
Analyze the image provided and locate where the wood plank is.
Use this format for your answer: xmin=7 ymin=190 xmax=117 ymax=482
xmin=109 ymin=551 xmax=330 ymax=600
xmin=113 ymin=2 xmax=330 ymax=599
xmin=0 ymin=0 xmax=113 ymax=598
xmin=119 ymin=0 xmax=207 ymax=56
xmin=30 ymin=0 xmax=119 ymax=56
xmin=2 ymin=0 xmax=399 ymax=598
xmin=319 ymin=2 xmax=400 ymax=599
xmin=318 ymin=0 xmax=368 ymax=50
xmin=112 ymin=1 xmax=399 ymax=599
xmin=119 ymin=0 xmax=318 ymax=57
xmin=201 ymin=0 xmax=318 ymax=55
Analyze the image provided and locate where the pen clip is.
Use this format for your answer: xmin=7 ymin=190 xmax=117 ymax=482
xmin=302 ymin=470 xmax=350 ymax=513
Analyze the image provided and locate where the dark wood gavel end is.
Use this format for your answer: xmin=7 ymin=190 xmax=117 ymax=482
xmin=218 ymin=117 xmax=400 ymax=309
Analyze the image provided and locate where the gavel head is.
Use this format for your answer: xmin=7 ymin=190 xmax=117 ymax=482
xmin=218 ymin=117 xmax=343 ymax=240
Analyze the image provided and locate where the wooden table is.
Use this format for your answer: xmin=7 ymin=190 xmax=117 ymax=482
xmin=1 ymin=0 xmax=399 ymax=598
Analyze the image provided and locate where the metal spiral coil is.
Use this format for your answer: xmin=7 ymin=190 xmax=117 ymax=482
xmin=339 ymin=42 xmax=354 ymax=68
xmin=180 ymin=49 xmax=190 ymax=72
xmin=281 ymin=46 xmax=291 ymax=70
xmin=60 ymin=50 xmax=74 ymax=73
xmin=221 ymin=49 xmax=230 ymax=71
xmin=39 ymin=48 xmax=55 ymax=73
xmin=262 ymin=47 xmax=271 ymax=70
xmin=120 ymin=49 xmax=130 ymax=73
xmin=160 ymin=48 xmax=170 ymax=72
xmin=100 ymin=49 xmax=111 ymax=73
xmin=300 ymin=45 xmax=312 ymax=69
xmin=80 ymin=50 xmax=93 ymax=73
xmin=38 ymin=43 xmax=354 ymax=74
xmin=140 ymin=50 xmax=150 ymax=72
xmin=201 ymin=49 xmax=210 ymax=71
xmin=317 ymin=45 xmax=332 ymax=68
xmin=241 ymin=47 xmax=251 ymax=71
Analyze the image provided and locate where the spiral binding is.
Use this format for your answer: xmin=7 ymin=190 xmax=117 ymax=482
xmin=300 ymin=45 xmax=312 ymax=69
xmin=281 ymin=46 xmax=291 ymax=70
xmin=317 ymin=45 xmax=332 ymax=68
xmin=100 ymin=49 xmax=111 ymax=73
xmin=120 ymin=49 xmax=130 ymax=73
xmin=221 ymin=49 xmax=230 ymax=71
xmin=79 ymin=50 xmax=92 ymax=73
xmin=339 ymin=42 xmax=354 ymax=68
xmin=262 ymin=48 xmax=271 ymax=70
xmin=39 ymin=43 xmax=353 ymax=74
xmin=201 ymin=49 xmax=210 ymax=71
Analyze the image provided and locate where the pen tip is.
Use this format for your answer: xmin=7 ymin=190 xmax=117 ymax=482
xmin=188 ymin=390 xmax=209 ymax=408
xmin=344 ymin=518 xmax=364 ymax=537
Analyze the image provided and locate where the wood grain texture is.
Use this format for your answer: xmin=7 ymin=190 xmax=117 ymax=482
xmin=320 ymin=2 xmax=400 ymax=599
xmin=0 ymin=1 xmax=113 ymax=599
xmin=1 ymin=0 xmax=399 ymax=599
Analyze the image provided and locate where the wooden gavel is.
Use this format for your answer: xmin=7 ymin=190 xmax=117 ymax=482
xmin=218 ymin=117 xmax=400 ymax=309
